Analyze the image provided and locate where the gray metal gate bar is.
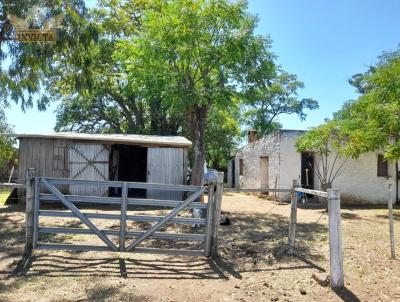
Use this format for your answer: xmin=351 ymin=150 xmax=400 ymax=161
xmin=126 ymin=188 xmax=204 ymax=251
xmin=33 ymin=177 xmax=40 ymax=249
xmin=38 ymin=210 xmax=207 ymax=225
xmin=31 ymin=175 xmax=217 ymax=257
xmin=41 ymin=179 xmax=118 ymax=251
xmin=39 ymin=194 xmax=208 ymax=208
xmin=38 ymin=227 xmax=206 ymax=241
xmin=119 ymin=182 xmax=128 ymax=252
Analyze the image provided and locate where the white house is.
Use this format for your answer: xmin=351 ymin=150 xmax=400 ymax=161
xmin=228 ymin=129 xmax=398 ymax=204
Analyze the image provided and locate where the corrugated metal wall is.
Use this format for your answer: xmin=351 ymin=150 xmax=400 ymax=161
xmin=68 ymin=144 xmax=109 ymax=196
xmin=147 ymin=147 xmax=185 ymax=200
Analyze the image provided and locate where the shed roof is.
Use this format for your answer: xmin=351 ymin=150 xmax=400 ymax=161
xmin=15 ymin=132 xmax=192 ymax=148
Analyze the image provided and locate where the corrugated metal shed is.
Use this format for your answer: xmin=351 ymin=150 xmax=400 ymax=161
xmin=16 ymin=133 xmax=191 ymax=200
xmin=15 ymin=132 xmax=192 ymax=148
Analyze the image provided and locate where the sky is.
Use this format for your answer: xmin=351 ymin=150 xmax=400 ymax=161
xmin=4 ymin=0 xmax=400 ymax=133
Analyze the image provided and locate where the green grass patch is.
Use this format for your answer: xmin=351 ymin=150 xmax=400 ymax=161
xmin=0 ymin=189 xmax=11 ymax=205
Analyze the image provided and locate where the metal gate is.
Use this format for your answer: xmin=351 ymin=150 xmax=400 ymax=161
xmin=32 ymin=177 xmax=219 ymax=256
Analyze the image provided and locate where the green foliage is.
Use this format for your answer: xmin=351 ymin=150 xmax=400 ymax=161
xmin=296 ymin=48 xmax=400 ymax=187
xmin=0 ymin=0 xmax=89 ymax=110
xmin=295 ymin=120 xmax=350 ymax=188
xmin=0 ymin=108 xmax=14 ymax=166
xmin=206 ymin=102 xmax=241 ymax=170
xmin=1 ymin=0 xmax=316 ymax=174
xmin=242 ymin=70 xmax=319 ymax=136
xmin=338 ymin=49 xmax=400 ymax=160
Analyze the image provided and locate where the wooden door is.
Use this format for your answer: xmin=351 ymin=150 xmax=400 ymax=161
xmin=260 ymin=157 xmax=269 ymax=189
xmin=68 ymin=144 xmax=109 ymax=196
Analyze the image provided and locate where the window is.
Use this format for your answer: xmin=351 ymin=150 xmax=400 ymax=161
xmin=239 ymin=159 xmax=244 ymax=176
xmin=377 ymin=154 xmax=388 ymax=177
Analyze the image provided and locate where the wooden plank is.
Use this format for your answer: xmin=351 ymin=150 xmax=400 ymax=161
xmin=24 ymin=169 xmax=35 ymax=256
xmin=327 ymin=189 xmax=344 ymax=289
xmin=211 ymin=172 xmax=224 ymax=257
xmin=17 ymin=139 xmax=27 ymax=184
xmin=205 ymin=182 xmax=215 ymax=257
xmin=388 ymin=184 xmax=396 ymax=259
xmin=0 ymin=183 xmax=25 ymax=188
xmin=295 ymin=187 xmax=328 ymax=197
xmin=288 ymin=190 xmax=298 ymax=254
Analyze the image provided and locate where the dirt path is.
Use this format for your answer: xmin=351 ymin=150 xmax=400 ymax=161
xmin=0 ymin=193 xmax=399 ymax=301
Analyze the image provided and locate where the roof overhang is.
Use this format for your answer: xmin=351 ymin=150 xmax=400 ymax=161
xmin=14 ymin=132 xmax=192 ymax=148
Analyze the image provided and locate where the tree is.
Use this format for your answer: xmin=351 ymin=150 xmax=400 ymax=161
xmin=205 ymin=102 xmax=240 ymax=171
xmin=338 ymin=50 xmax=400 ymax=160
xmin=0 ymin=108 xmax=14 ymax=167
xmin=115 ymin=0 xmax=289 ymax=185
xmin=0 ymin=1 xmax=89 ymax=110
xmin=295 ymin=120 xmax=351 ymax=191
xmin=242 ymin=70 xmax=319 ymax=136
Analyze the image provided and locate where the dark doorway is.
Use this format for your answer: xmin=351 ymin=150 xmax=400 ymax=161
xmin=116 ymin=145 xmax=147 ymax=197
xmin=301 ymin=152 xmax=314 ymax=189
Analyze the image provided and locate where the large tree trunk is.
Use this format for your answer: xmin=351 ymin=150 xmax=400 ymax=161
xmin=189 ymin=105 xmax=208 ymax=186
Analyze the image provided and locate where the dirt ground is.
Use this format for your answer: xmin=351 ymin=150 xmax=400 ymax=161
xmin=0 ymin=192 xmax=399 ymax=302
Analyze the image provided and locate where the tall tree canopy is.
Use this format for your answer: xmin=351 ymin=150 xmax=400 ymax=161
xmin=1 ymin=0 xmax=317 ymax=182
xmin=337 ymin=49 xmax=400 ymax=160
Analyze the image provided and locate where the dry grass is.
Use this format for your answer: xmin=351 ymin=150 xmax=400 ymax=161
xmin=0 ymin=189 xmax=11 ymax=205
xmin=0 ymin=193 xmax=399 ymax=301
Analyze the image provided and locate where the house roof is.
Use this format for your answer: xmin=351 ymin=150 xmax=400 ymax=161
xmin=15 ymin=132 xmax=192 ymax=148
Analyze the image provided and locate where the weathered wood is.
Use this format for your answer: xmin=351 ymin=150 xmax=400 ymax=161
xmin=327 ymin=189 xmax=344 ymax=289
xmin=24 ymin=169 xmax=35 ymax=256
xmin=388 ymin=184 xmax=396 ymax=259
xmin=295 ymin=187 xmax=328 ymax=198
xmin=288 ymin=189 xmax=298 ymax=254
xmin=211 ymin=172 xmax=224 ymax=257
xmin=0 ymin=183 xmax=25 ymax=189
xmin=205 ymin=182 xmax=215 ymax=257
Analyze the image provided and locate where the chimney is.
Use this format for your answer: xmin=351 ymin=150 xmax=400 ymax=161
xmin=247 ymin=129 xmax=257 ymax=144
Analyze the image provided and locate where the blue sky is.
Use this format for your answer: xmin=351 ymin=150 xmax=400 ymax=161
xmin=4 ymin=0 xmax=400 ymax=133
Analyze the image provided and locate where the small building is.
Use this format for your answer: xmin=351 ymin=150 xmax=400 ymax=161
xmin=228 ymin=129 xmax=398 ymax=204
xmin=17 ymin=133 xmax=191 ymax=199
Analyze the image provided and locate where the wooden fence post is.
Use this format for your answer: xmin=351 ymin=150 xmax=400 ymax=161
xmin=211 ymin=172 xmax=224 ymax=257
xmin=205 ymin=181 xmax=216 ymax=257
xmin=388 ymin=183 xmax=396 ymax=259
xmin=327 ymin=189 xmax=344 ymax=289
xmin=24 ymin=168 xmax=35 ymax=257
xmin=288 ymin=180 xmax=298 ymax=254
